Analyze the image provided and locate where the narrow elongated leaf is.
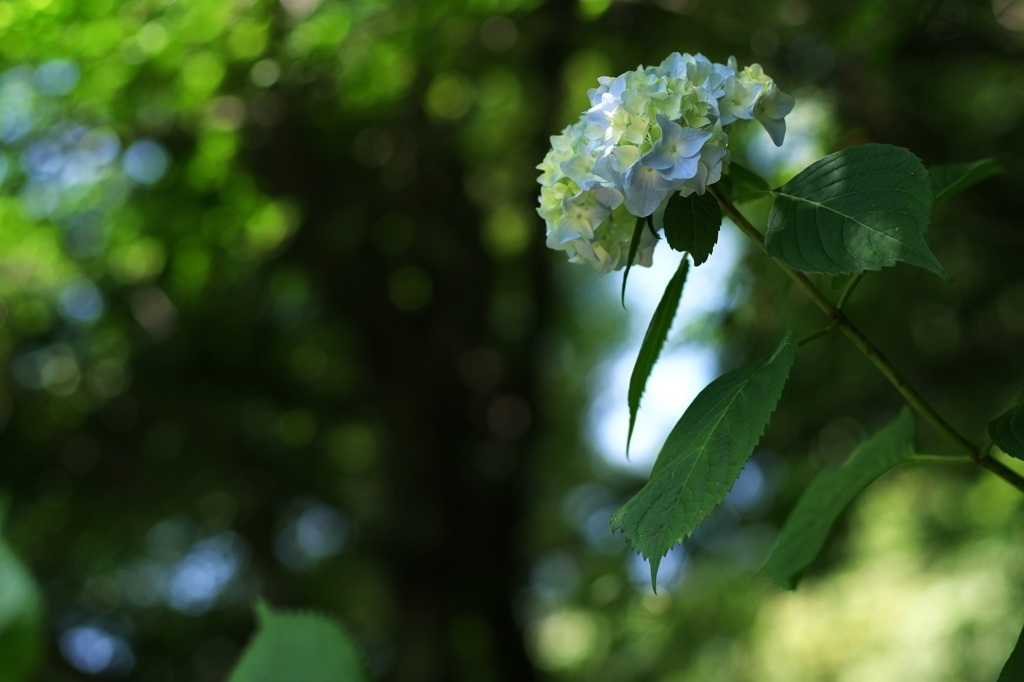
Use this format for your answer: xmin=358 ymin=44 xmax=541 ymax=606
xmin=0 ymin=502 xmax=43 ymax=682
xmin=998 ymin=619 xmax=1024 ymax=682
xmin=763 ymin=409 xmax=915 ymax=589
xmin=663 ymin=192 xmax=722 ymax=265
xmin=621 ymin=216 xmax=646 ymax=307
xmin=989 ymin=389 xmax=1024 ymax=460
xmin=929 ymin=158 xmax=1001 ymax=204
xmin=627 ymin=257 xmax=689 ymax=454
xmin=765 ymin=143 xmax=950 ymax=280
xmin=228 ymin=601 xmax=371 ymax=682
xmin=612 ymin=332 xmax=798 ymax=590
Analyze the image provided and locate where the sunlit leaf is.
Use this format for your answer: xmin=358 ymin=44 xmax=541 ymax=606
xmin=0 ymin=502 xmax=43 ymax=682
xmin=763 ymin=409 xmax=915 ymax=589
xmin=227 ymin=601 xmax=371 ymax=682
xmin=662 ymin=192 xmax=722 ymax=266
xmin=929 ymin=158 xmax=1001 ymax=204
xmin=612 ymin=332 xmax=798 ymax=591
xmin=989 ymin=389 xmax=1024 ymax=460
xmin=627 ymin=257 xmax=689 ymax=454
xmin=621 ymin=216 xmax=646 ymax=307
xmin=998 ymin=618 xmax=1024 ymax=682
xmin=765 ymin=144 xmax=950 ymax=280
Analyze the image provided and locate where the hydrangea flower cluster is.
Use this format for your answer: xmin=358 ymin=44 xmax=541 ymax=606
xmin=537 ymin=53 xmax=794 ymax=273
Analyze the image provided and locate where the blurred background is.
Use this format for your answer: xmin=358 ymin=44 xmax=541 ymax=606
xmin=2 ymin=0 xmax=1024 ymax=680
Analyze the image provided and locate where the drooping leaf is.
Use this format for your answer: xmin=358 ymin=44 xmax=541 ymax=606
xmin=765 ymin=143 xmax=950 ymax=280
xmin=627 ymin=257 xmax=689 ymax=454
xmin=612 ymin=332 xmax=798 ymax=591
xmin=763 ymin=409 xmax=915 ymax=589
xmin=621 ymin=216 xmax=646 ymax=307
xmin=227 ymin=601 xmax=372 ymax=682
xmin=929 ymin=158 xmax=1001 ymax=204
xmin=989 ymin=389 xmax=1024 ymax=460
xmin=0 ymin=501 xmax=43 ymax=682
xmin=998 ymin=618 xmax=1024 ymax=682
xmin=663 ymin=192 xmax=722 ymax=266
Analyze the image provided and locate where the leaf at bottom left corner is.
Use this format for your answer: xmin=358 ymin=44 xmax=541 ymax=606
xmin=227 ymin=600 xmax=372 ymax=682
xmin=0 ymin=506 xmax=44 ymax=682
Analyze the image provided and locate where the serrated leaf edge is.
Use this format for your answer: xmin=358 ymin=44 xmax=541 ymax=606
xmin=612 ymin=332 xmax=798 ymax=589
xmin=626 ymin=257 xmax=689 ymax=455
xmin=766 ymin=143 xmax=951 ymax=281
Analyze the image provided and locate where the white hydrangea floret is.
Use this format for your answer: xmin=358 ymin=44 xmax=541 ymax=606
xmin=536 ymin=52 xmax=794 ymax=273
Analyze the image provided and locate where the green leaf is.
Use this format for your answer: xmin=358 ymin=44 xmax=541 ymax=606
xmin=717 ymin=163 xmax=770 ymax=205
xmin=998 ymin=618 xmax=1024 ymax=682
xmin=627 ymin=257 xmax=689 ymax=454
xmin=620 ymin=216 xmax=646 ymax=308
xmin=727 ymin=163 xmax=771 ymax=203
xmin=227 ymin=601 xmax=372 ymax=682
xmin=763 ymin=409 xmax=915 ymax=589
xmin=929 ymin=158 xmax=1001 ymax=204
xmin=663 ymin=192 xmax=722 ymax=266
xmin=765 ymin=143 xmax=950 ymax=280
xmin=612 ymin=332 xmax=798 ymax=591
xmin=989 ymin=389 xmax=1024 ymax=460
xmin=0 ymin=502 xmax=44 ymax=682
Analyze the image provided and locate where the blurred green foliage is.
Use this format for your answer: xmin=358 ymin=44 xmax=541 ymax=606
xmin=0 ymin=501 xmax=43 ymax=682
xmin=0 ymin=0 xmax=1022 ymax=680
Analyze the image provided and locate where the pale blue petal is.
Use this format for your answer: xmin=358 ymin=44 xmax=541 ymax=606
xmin=634 ymin=228 xmax=658 ymax=267
xmin=623 ymin=164 xmax=672 ymax=217
xmin=560 ymin=154 xmax=603 ymax=190
xmin=572 ymin=239 xmax=597 ymax=263
xmin=546 ymin=229 xmax=572 ymax=251
xmin=608 ymin=75 xmax=626 ymax=98
xmin=673 ymin=126 xmax=714 ymax=158
xmin=760 ymin=117 xmax=786 ymax=146
xmin=642 ymin=143 xmax=677 ymax=171
xmin=644 ymin=115 xmax=713 ymax=171
xmin=585 ymin=92 xmax=620 ymax=125
xmin=720 ymin=79 xmax=762 ymax=125
xmin=685 ymin=163 xmax=710 ymax=195
xmin=660 ymin=52 xmax=685 ymax=78
xmin=592 ymin=152 xmax=624 ymax=192
xmin=698 ymin=144 xmax=728 ymax=170
xmin=550 ymin=219 xmax=578 ymax=244
xmin=559 ymin=193 xmax=610 ymax=239
xmin=761 ymin=88 xmax=795 ymax=119
xmin=593 ymin=186 xmax=623 ymax=210
xmin=664 ymin=154 xmax=700 ymax=181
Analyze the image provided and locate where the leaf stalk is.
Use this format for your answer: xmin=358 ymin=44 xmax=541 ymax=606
xmin=836 ymin=273 xmax=863 ymax=310
xmin=798 ymin=323 xmax=837 ymax=347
